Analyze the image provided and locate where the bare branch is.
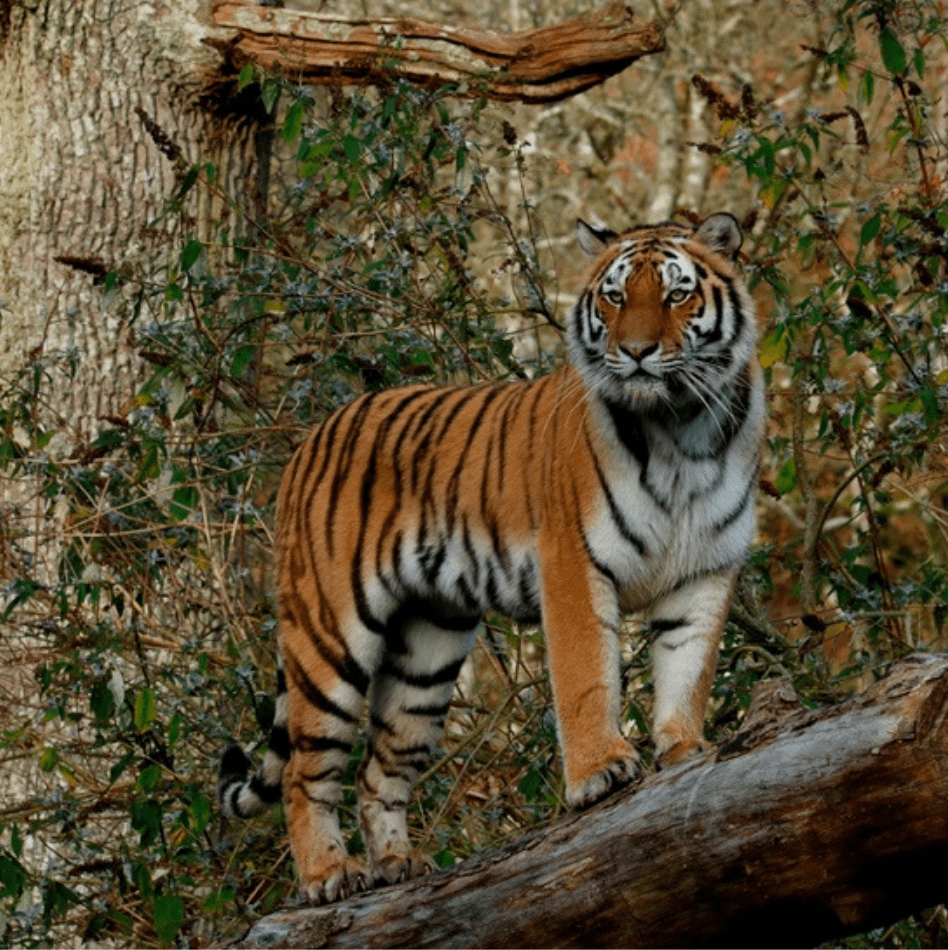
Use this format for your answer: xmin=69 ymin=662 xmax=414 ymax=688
xmin=210 ymin=1 xmax=665 ymax=103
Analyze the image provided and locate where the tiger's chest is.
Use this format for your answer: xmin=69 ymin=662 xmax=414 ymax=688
xmin=580 ymin=407 xmax=760 ymax=610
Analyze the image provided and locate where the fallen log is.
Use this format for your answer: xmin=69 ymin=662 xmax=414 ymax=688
xmin=210 ymin=1 xmax=665 ymax=103
xmin=235 ymin=652 xmax=948 ymax=949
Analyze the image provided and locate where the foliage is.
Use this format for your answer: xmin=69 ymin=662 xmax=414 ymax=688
xmin=0 ymin=0 xmax=946 ymax=945
xmin=0 ymin=76 xmax=554 ymax=947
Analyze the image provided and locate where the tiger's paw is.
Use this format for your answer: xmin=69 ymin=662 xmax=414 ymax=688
xmin=566 ymin=749 xmax=642 ymax=810
xmin=371 ymin=848 xmax=438 ymax=887
xmin=655 ymin=736 xmax=711 ymax=769
xmin=300 ymin=855 xmax=370 ymax=905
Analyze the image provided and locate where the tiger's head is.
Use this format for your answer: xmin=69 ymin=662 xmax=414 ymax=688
xmin=568 ymin=213 xmax=756 ymax=414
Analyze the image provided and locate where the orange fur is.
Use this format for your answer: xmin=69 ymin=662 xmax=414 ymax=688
xmin=218 ymin=214 xmax=765 ymax=904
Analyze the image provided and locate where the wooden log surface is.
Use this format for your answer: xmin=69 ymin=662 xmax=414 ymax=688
xmin=234 ymin=653 xmax=948 ymax=949
xmin=209 ymin=1 xmax=665 ymax=103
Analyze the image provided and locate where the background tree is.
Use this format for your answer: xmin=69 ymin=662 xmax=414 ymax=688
xmin=1 ymin=0 xmax=946 ymax=947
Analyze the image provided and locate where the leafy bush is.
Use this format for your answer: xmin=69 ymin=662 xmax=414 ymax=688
xmin=0 ymin=76 xmax=555 ymax=947
xmin=704 ymin=0 xmax=948 ymax=688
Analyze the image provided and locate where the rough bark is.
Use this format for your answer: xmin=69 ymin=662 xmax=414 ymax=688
xmin=236 ymin=653 xmax=948 ymax=949
xmin=0 ymin=0 xmax=263 ymax=434
xmin=210 ymin=0 xmax=665 ymax=103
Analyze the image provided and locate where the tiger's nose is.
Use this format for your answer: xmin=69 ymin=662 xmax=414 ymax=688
xmin=619 ymin=342 xmax=660 ymax=361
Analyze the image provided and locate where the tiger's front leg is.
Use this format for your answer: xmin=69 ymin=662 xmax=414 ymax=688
xmin=648 ymin=571 xmax=736 ymax=766
xmin=539 ymin=527 xmax=642 ymax=809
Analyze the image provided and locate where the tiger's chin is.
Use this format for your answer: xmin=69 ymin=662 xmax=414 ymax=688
xmin=608 ymin=378 xmax=668 ymax=411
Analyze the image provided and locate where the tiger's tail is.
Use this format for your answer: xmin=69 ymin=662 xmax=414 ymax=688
xmin=217 ymin=666 xmax=289 ymax=818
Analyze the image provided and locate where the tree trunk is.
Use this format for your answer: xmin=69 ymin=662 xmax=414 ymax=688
xmin=210 ymin=0 xmax=665 ymax=104
xmin=0 ymin=0 xmax=264 ymax=435
xmin=236 ymin=653 xmax=948 ymax=949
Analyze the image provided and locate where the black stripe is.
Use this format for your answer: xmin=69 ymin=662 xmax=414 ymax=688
xmin=706 ymin=284 xmax=724 ymax=345
xmin=249 ymin=773 xmax=282 ymax=803
xmin=301 ymin=766 xmax=343 ymax=784
xmin=445 ymin=385 xmax=506 ymax=535
xmin=386 ymin=742 xmax=432 ymax=759
xmin=710 ymin=463 xmax=758 ymax=533
xmin=727 ymin=279 xmax=745 ymax=340
xmin=325 ymin=394 xmax=378 ymax=557
xmin=226 ymin=783 xmax=246 ymax=816
xmin=587 ymin=431 xmax=648 ymax=557
xmin=382 ymin=654 xmax=467 ymax=690
xmin=710 ymin=363 xmax=754 ymax=456
xmin=648 ymin=617 xmax=687 ymax=639
xmin=284 ymin=573 xmax=371 ymax=695
xmin=404 ymin=699 xmax=452 ymax=718
xmin=302 ymin=401 xmax=354 ymax=559
xmin=461 ymin=517 xmax=480 ymax=591
xmin=601 ymin=402 xmax=672 ymax=515
xmin=295 ymin=735 xmax=353 ymax=754
xmin=268 ymin=724 xmax=291 ymax=760
xmin=570 ymin=467 xmax=620 ymax=589
xmin=603 ymin=400 xmax=650 ymax=475
xmin=376 ymin=392 xmax=437 ymax=580
xmin=412 ymin=387 xmax=478 ymax=497
xmin=352 ymin=391 xmax=428 ymax=636
xmin=285 ymin=653 xmax=359 ymax=724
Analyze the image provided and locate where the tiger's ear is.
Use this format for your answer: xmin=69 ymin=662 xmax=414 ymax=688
xmin=695 ymin=213 xmax=743 ymax=260
xmin=576 ymin=219 xmax=618 ymax=257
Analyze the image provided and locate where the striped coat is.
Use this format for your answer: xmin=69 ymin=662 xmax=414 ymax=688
xmin=218 ymin=212 xmax=765 ymax=904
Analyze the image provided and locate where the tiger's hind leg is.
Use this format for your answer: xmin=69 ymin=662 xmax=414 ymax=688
xmin=280 ymin=606 xmax=384 ymax=905
xmin=357 ymin=614 xmax=479 ymax=887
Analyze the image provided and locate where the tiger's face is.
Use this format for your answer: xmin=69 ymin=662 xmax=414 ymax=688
xmin=569 ymin=214 xmax=751 ymax=414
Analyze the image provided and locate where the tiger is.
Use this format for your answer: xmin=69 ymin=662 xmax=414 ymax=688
xmin=218 ymin=212 xmax=765 ymax=905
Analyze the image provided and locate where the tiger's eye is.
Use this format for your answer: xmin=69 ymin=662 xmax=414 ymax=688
xmin=667 ymin=288 xmax=690 ymax=304
xmin=603 ymin=289 xmax=624 ymax=307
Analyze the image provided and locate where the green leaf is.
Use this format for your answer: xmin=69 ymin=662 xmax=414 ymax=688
xmin=859 ymin=71 xmax=874 ymax=106
xmin=759 ymin=329 xmax=789 ymax=369
xmin=860 ymin=213 xmax=882 ymax=247
xmin=137 ymin=763 xmax=160 ymax=792
xmin=517 ymin=769 xmax=542 ymax=798
xmin=189 ymin=791 xmax=212 ymax=835
xmin=90 ymin=680 xmax=115 ymax=723
xmin=0 ymin=852 xmax=28 ymax=900
xmin=39 ymin=747 xmax=60 ymax=773
xmin=168 ymin=711 xmax=182 ymax=746
xmin=231 ymin=343 xmax=257 ymax=379
xmin=171 ymin=165 xmax=200 ymax=203
xmin=913 ymin=47 xmax=925 ymax=78
xmin=132 ymin=799 xmax=162 ymax=847
xmin=168 ymin=485 xmax=198 ymax=522
xmin=110 ymin=751 xmax=136 ymax=783
xmin=237 ymin=63 xmax=255 ymax=91
xmin=283 ymin=101 xmax=304 ymax=144
xmin=136 ymin=443 xmax=162 ymax=483
xmin=154 ymin=894 xmax=185 ymax=946
xmin=343 ymin=135 xmax=361 ymax=163
xmin=202 ymin=888 xmax=235 ymax=914
xmin=261 ymin=78 xmax=280 ymax=114
xmin=774 ymin=457 xmax=797 ymax=495
xmin=92 ymin=427 xmax=125 ymax=450
xmin=879 ymin=28 xmax=907 ymax=76
xmin=180 ymin=239 xmax=203 ymax=272
xmin=919 ymin=387 xmax=939 ymax=425
xmin=134 ymin=688 xmax=157 ymax=731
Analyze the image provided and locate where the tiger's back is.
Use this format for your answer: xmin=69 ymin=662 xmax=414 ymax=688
xmin=218 ymin=213 xmax=765 ymax=905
